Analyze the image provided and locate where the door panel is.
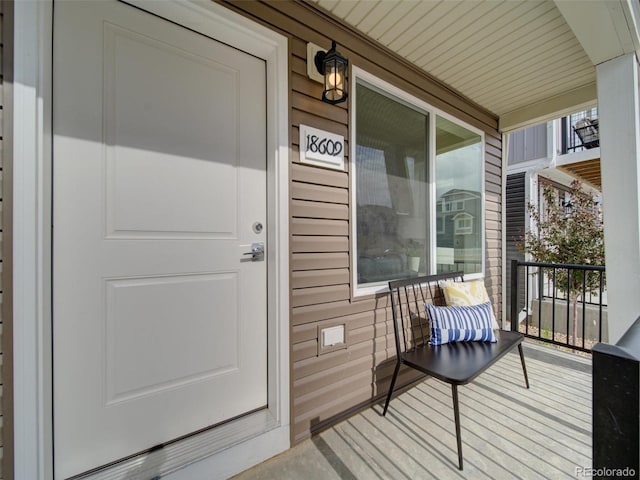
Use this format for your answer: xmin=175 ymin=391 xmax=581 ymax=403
xmin=104 ymin=273 xmax=240 ymax=406
xmin=53 ymin=2 xmax=267 ymax=478
xmin=103 ymin=22 xmax=239 ymax=238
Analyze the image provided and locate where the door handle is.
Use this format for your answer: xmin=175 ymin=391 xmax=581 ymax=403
xmin=242 ymin=242 xmax=264 ymax=262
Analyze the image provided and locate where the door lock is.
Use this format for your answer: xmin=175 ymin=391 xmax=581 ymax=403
xmin=242 ymin=242 xmax=265 ymax=262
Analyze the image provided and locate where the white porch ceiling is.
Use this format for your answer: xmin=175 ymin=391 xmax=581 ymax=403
xmin=307 ymin=0 xmax=640 ymax=132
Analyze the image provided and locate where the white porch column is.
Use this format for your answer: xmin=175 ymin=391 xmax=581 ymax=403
xmin=597 ymin=53 xmax=640 ymax=343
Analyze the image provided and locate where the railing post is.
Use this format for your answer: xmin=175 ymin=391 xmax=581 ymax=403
xmin=511 ymin=259 xmax=519 ymax=332
xmin=538 ymin=266 xmax=544 ymax=335
xmin=599 ymin=270 xmax=604 ymax=343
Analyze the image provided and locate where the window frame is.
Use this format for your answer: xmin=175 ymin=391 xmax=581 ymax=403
xmin=350 ymin=67 xmax=486 ymax=297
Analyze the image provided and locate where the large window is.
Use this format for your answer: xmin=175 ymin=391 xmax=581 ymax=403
xmin=353 ymin=73 xmax=483 ymax=291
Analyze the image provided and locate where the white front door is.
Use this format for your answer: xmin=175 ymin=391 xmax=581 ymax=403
xmin=53 ymin=2 xmax=267 ymax=478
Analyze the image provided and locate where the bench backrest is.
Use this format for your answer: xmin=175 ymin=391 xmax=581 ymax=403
xmin=388 ymin=272 xmax=464 ymax=356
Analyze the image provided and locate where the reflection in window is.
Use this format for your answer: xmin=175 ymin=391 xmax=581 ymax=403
xmin=436 ymin=116 xmax=482 ymax=274
xmin=355 ymin=83 xmax=428 ymax=286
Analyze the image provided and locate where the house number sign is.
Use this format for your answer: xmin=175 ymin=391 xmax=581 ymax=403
xmin=299 ymin=124 xmax=345 ymax=171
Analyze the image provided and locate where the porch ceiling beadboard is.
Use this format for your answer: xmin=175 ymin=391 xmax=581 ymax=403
xmin=307 ymin=0 xmax=597 ymax=131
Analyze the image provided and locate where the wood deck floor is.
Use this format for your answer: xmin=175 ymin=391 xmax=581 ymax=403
xmin=232 ymin=342 xmax=592 ymax=480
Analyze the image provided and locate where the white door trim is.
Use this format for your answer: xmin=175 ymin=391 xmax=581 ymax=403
xmin=12 ymin=1 xmax=289 ymax=478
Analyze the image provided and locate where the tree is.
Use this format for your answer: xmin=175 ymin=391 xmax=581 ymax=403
xmin=518 ymin=180 xmax=605 ymax=345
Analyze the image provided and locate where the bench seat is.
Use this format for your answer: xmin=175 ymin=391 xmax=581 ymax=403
xmin=401 ymin=330 xmax=525 ymax=385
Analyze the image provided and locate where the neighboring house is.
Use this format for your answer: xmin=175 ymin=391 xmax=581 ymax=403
xmin=6 ymin=1 xmax=640 ymax=480
xmin=505 ymin=110 xmax=602 ymax=316
xmin=436 ymin=189 xmax=483 ymax=274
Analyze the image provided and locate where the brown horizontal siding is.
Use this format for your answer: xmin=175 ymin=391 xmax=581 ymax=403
xmin=291 ymin=235 xmax=348 ymax=253
xmin=486 ymin=161 xmax=502 ymax=179
xmin=290 ymin=200 xmax=348 ymax=221
xmin=486 ymin=132 xmax=502 ymax=148
xmin=220 ymin=0 xmax=503 ymax=446
xmin=292 ymin=322 xmax=318 ymax=344
xmin=293 ymin=339 xmax=318 ymax=363
xmin=293 ymin=354 xmax=373 ymax=398
xmin=292 ymin=269 xmax=350 ymax=288
xmin=292 ymin=365 xmax=424 ymax=442
xmin=291 ymin=252 xmax=349 ymax=271
xmin=290 ymin=218 xmax=348 ymax=236
xmin=292 ymin=71 xmax=322 ymax=101
xmin=486 ymin=142 xmax=502 ymax=160
xmin=292 ymin=337 xmax=377 ymax=381
xmin=486 ymin=209 xmax=501 ymax=223
xmin=291 ymin=384 xmax=370 ymax=442
xmin=291 ymin=163 xmax=348 ymax=188
xmin=486 ymin=219 xmax=501 ymax=233
xmin=291 ymin=183 xmax=349 ymax=204
xmin=486 ymin=180 xmax=502 ymax=196
xmin=294 ymin=338 xmax=395 ymax=404
xmin=486 ymin=255 xmax=502 ymax=271
xmin=292 ymin=285 xmax=350 ymax=307
xmin=487 ymin=174 xmax=501 ymax=187
xmin=292 ymin=296 xmax=384 ymax=326
xmin=293 ymin=369 xmax=372 ymax=415
xmin=291 ymin=109 xmax=348 ymax=139
xmin=292 ymin=91 xmax=347 ymax=125
xmin=487 ymin=190 xmax=501 ymax=208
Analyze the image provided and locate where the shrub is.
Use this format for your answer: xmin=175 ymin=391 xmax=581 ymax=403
xmin=518 ymin=180 xmax=605 ymax=344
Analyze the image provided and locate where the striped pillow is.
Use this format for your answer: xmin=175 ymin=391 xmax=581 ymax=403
xmin=441 ymin=279 xmax=500 ymax=330
xmin=426 ymin=302 xmax=497 ymax=346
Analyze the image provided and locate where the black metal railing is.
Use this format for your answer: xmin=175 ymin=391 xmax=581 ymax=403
xmin=510 ymin=259 xmax=606 ymax=352
xmin=561 ymin=108 xmax=599 ymax=153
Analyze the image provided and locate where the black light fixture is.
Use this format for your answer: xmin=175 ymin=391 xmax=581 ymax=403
xmin=314 ymin=40 xmax=348 ymax=105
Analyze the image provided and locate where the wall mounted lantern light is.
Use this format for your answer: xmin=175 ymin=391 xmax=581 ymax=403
xmin=314 ymin=40 xmax=348 ymax=105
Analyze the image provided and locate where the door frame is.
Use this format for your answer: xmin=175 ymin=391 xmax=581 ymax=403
xmin=11 ymin=1 xmax=290 ymax=478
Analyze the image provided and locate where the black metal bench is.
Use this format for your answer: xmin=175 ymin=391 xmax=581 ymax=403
xmin=382 ymin=271 xmax=529 ymax=470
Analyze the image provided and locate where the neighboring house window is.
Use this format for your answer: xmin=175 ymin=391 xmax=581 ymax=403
xmin=352 ymin=71 xmax=484 ymax=292
xmin=454 ymin=213 xmax=473 ymax=235
xmin=538 ymin=178 xmax=568 ymax=221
